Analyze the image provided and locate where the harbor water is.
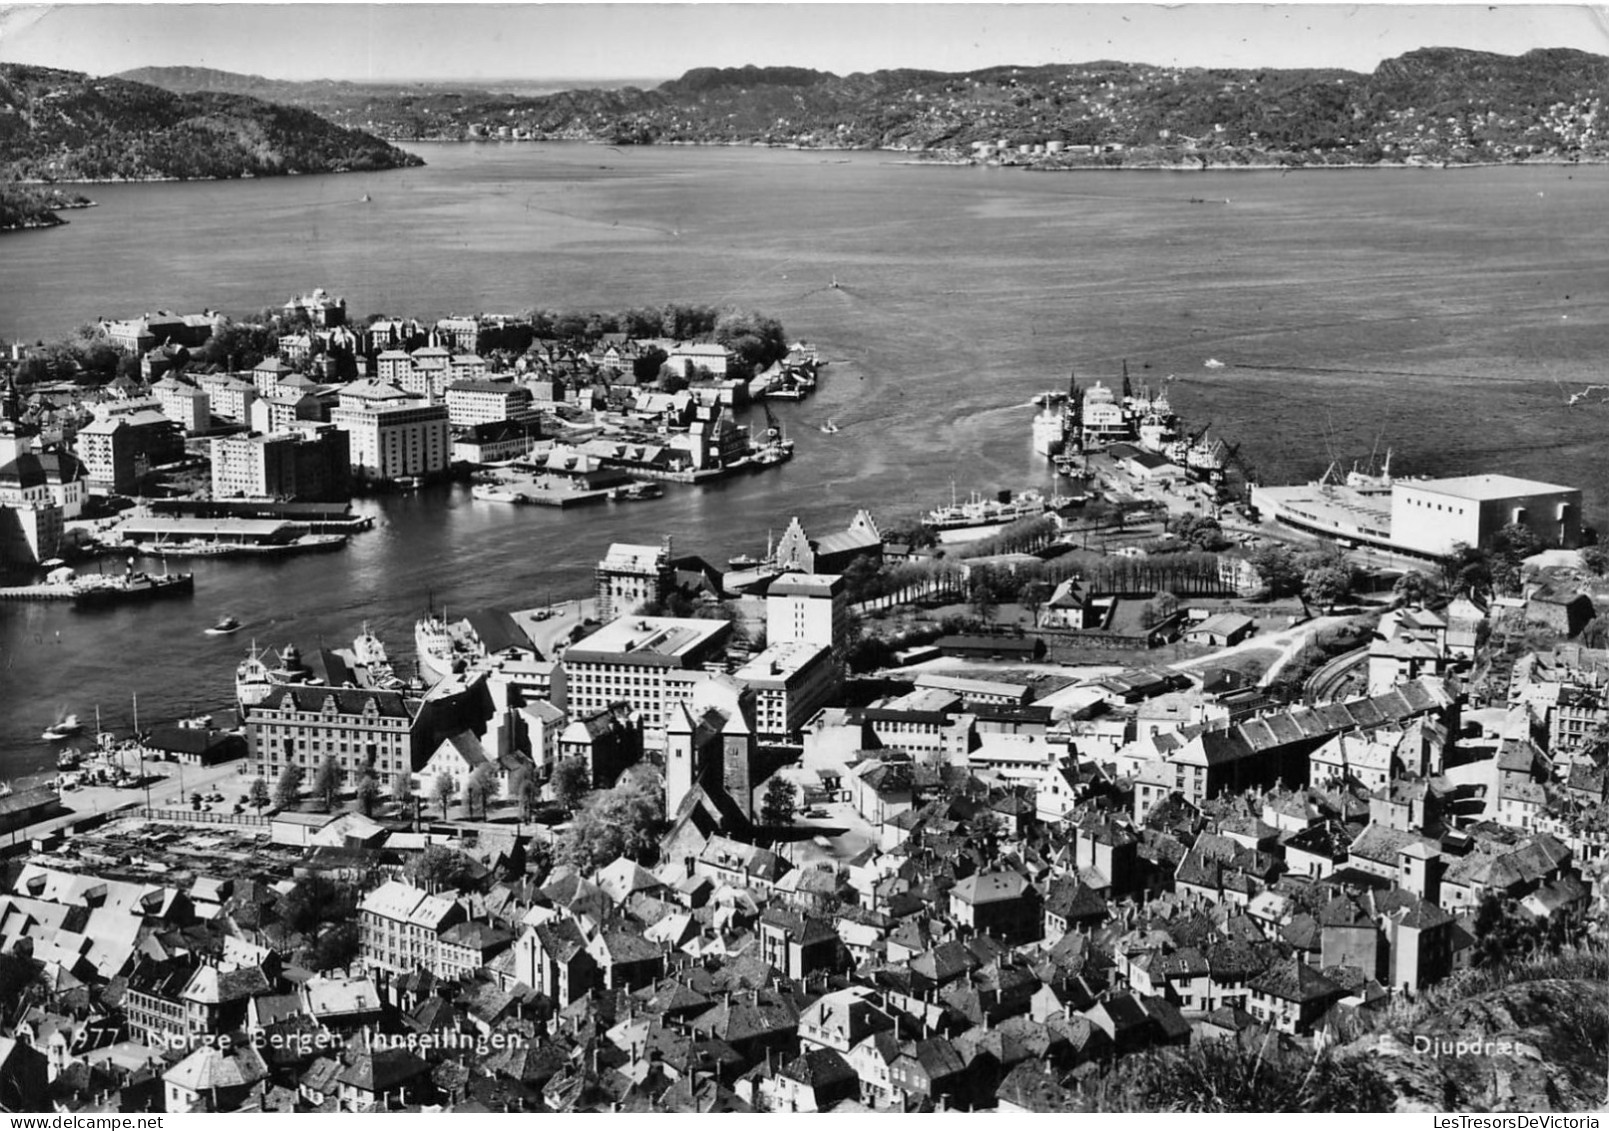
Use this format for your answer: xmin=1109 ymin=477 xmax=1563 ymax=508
xmin=3 ymin=143 xmax=1608 ymax=776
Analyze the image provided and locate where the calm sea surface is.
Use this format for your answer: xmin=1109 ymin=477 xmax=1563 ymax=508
xmin=2 ymin=144 xmax=1607 ymax=776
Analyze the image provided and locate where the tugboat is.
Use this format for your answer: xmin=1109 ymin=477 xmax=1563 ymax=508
xmin=205 ymin=615 xmax=242 ymax=635
xmin=42 ymin=715 xmax=83 ymax=742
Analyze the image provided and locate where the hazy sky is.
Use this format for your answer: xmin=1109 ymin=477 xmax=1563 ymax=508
xmin=2 ymin=4 xmax=1606 ymax=83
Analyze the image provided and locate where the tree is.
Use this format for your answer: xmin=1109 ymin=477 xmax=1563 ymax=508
xmin=884 ymin=520 xmax=938 ymax=550
xmin=1581 ymin=616 xmax=1609 ymax=651
xmin=552 ymin=758 xmax=591 ymax=811
xmin=353 ymin=772 xmax=381 ymax=817
xmin=1302 ymin=563 xmax=1354 ymax=612
xmin=658 ymin=364 xmax=689 ymax=393
xmin=1393 ymin=569 xmax=1441 ymax=607
xmin=273 ymin=764 xmax=304 ymax=811
xmin=846 ymin=634 xmax=897 ymax=673
xmin=1581 ymin=544 xmax=1609 ymax=577
xmin=967 ymin=809 xmax=1006 ymax=862
xmin=761 ymin=777 xmax=798 ymax=826
xmin=312 ymin=756 xmax=342 ymax=812
xmin=312 ymin=922 xmax=360 ymax=973
xmin=464 ymin=764 xmax=497 ymax=820
xmin=391 ymin=771 xmax=413 ymax=815
xmin=431 ymin=772 xmax=455 ymax=820
xmin=1248 ymin=543 xmax=1302 ymax=598
xmin=511 ymin=766 xmax=543 ymax=821
xmin=1019 ymin=579 xmax=1052 ymax=627
xmin=1167 ymin=513 xmax=1230 ymax=551
xmin=247 ymin=777 xmax=271 ymax=813
xmin=556 ymin=767 xmax=664 ymax=873
xmin=969 ymin=570 xmax=999 ymax=624
xmin=1492 ymin=521 xmax=1544 ymax=566
xmin=406 ymin=843 xmax=478 ymax=892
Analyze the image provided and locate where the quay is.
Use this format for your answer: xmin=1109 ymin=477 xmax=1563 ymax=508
xmin=0 ymin=583 xmax=75 ymax=602
xmin=148 ymin=499 xmax=375 ymax=534
xmin=108 ymin=515 xmax=350 ymax=557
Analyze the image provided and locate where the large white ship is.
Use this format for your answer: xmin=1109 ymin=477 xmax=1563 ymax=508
xmin=1031 ymin=393 xmax=1068 ymax=457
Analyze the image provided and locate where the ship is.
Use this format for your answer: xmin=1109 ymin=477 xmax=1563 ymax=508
xmin=236 ymin=627 xmax=409 ymax=707
xmin=415 ymin=610 xmax=460 ymax=686
xmin=351 ymin=624 xmax=406 ymax=691
xmin=42 ymin=715 xmax=83 ymax=742
xmin=471 ymin=483 xmax=534 ymax=504
xmin=1031 ymin=393 xmax=1068 ymax=457
xmin=749 ymin=403 xmax=796 ymax=467
xmin=70 ymin=569 xmax=194 ymax=608
xmin=925 ymin=486 xmax=1050 ymax=533
xmin=609 ymin=481 xmax=664 ymax=501
xmin=235 ymin=641 xmax=321 ymax=709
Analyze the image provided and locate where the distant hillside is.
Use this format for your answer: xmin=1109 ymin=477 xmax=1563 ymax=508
xmin=0 ymin=64 xmax=423 ymax=182
xmin=117 ymin=47 xmax=1609 ymax=166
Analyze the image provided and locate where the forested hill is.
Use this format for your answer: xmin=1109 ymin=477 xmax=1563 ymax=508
xmin=0 ymin=64 xmax=423 ymax=182
xmin=121 ymin=47 xmax=1609 ymax=166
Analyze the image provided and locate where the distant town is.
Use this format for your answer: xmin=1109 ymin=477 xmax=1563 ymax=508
xmin=0 ymin=286 xmax=1606 ymax=1113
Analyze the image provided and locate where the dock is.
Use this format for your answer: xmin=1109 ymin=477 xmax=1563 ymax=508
xmin=0 ymin=584 xmax=75 ymax=602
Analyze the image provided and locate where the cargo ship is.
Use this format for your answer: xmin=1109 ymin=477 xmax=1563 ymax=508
xmin=71 ymin=569 xmax=194 ymax=608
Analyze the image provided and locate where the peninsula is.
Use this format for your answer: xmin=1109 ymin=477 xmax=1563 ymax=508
xmin=0 ymin=64 xmax=423 ymax=187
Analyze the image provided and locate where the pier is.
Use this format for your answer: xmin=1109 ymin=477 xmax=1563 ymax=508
xmin=0 ymin=584 xmax=75 ymax=602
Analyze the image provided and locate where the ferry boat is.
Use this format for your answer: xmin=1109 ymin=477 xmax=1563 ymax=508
xmin=925 ymin=487 xmax=1050 ymax=532
xmin=43 ymin=715 xmax=83 ymax=742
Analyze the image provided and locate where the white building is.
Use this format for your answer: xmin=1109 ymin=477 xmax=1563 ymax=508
xmin=196 ymin=373 xmax=259 ymax=424
xmin=767 ymin=572 xmax=848 ymax=678
xmin=332 ymin=396 xmax=449 ymax=484
xmin=1389 ymin=475 xmax=1582 ymax=557
xmin=444 ymin=379 xmax=531 ymax=428
xmin=562 ymin=616 xmax=732 ymax=746
xmin=151 ymin=377 xmax=211 ymax=434
xmin=594 ymin=541 xmax=674 ymax=624
xmin=733 ymin=639 xmax=836 ymax=740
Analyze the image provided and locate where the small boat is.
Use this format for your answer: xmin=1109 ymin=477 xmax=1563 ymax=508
xmin=42 ymin=715 xmax=83 ymax=742
xmin=205 ymin=615 xmax=241 ymax=635
xmin=614 ymin=481 xmax=663 ymax=501
xmin=360 ymin=193 xmax=372 ymax=203
xmin=819 ymin=419 xmax=841 ymax=434
xmin=1203 ymin=358 xmax=1226 ymax=370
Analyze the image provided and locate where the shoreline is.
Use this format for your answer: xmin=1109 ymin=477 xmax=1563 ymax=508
xmin=11 ymin=163 xmax=420 ymax=187
xmin=389 ymin=135 xmax=1605 ymax=172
